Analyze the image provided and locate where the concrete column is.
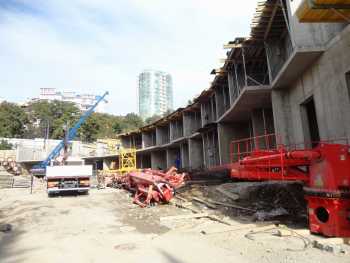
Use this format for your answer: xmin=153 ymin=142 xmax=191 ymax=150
xmin=202 ymin=129 xmax=220 ymax=168
xmin=227 ymin=71 xmax=235 ymax=105
xmin=189 ymin=138 xmax=204 ymax=170
xmin=183 ymin=112 xmax=191 ymax=137
xmin=215 ymin=87 xmax=225 ymax=119
xmin=180 ymin=142 xmax=189 ymax=169
xmin=271 ymin=90 xmax=292 ymax=145
xmin=169 ymin=122 xmax=174 ymax=141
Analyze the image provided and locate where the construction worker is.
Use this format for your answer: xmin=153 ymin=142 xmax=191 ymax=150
xmin=175 ymin=155 xmax=181 ymax=169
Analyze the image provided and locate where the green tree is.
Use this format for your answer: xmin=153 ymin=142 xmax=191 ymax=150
xmin=112 ymin=121 xmax=122 ymax=134
xmin=145 ymin=114 xmax=162 ymax=124
xmin=0 ymin=140 xmax=13 ymax=150
xmin=0 ymin=102 xmax=28 ymax=138
xmin=28 ymin=100 xmax=80 ymax=139
xmin=122 ymin=113 xmax=144 ymax=131
xmin=79 ymin=114 xmax=101 ymax=142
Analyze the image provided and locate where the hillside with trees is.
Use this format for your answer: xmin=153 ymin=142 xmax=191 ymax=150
xmin=0 ymin=100 xmax=144 ymax=142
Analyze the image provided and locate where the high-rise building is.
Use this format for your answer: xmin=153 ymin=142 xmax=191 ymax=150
xmin=137 ymin=70 xmax=173 ymax=120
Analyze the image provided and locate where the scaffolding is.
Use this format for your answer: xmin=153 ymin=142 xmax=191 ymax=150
xmin=118 ymin=148 xmax=137 ymax=174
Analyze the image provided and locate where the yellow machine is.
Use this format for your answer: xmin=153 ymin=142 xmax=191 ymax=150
xmin=118 ymin=148 xmax=137 ymax=174
xmin=99 ymin=147 xmax=137 ymax=175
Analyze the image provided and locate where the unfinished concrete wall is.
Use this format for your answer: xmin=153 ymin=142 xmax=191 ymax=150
xmin=272 ymin=25 xmax=350 ymax=145
xmin=288 ymin=0 xmax=346 ymax=48
xmin=272 ymin=89 xmax=294 ymax=145
xmin=170 ymin=119 xmax=184 ymax=141
xmin=202 ymin=129 xmax=220 ymax=168
xmin=142 ymin=130 xmax=156 ymax=148
xmin=183 ymin=111 xmax=201 ymax=136
xmin=156 ymin=125 xmax=170 ymax=146
xmin=217 ymin=122 xmax=251 ymax=165
xmin=151 ymin=150 xmax=167 ymax=170
xmin=189 ymin=137 xmax=204 ymax=170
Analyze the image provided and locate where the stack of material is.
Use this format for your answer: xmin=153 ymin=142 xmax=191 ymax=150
xmin=115 ymin=167 xmax=187 ymax=207
xmin=0 ymin=166 xmax=14 ymax=188
xmin=0 ymin=156 xmax=22 ymax=175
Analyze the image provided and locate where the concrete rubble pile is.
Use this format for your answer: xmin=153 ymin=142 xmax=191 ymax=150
xmin=115 ymin=167 xmax=187 ymax=207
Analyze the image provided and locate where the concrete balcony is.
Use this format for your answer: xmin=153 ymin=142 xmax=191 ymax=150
xmin=271 ymin=46 xmax=324 ymax=89
xmin=218 ymin=85 xmax=272 ymax=122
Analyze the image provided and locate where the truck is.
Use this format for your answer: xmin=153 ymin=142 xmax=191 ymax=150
xmin=31 ymin=91 xmax=109 ymax=196
xmin=46 ymin=160 xmax=92 ymax=196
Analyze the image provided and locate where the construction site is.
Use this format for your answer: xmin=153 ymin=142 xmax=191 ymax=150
xmin=1 ymin=0 xmax=350 ymax=262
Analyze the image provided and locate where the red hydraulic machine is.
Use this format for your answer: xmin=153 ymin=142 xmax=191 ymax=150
xmin=230 ymin=134 xmax=350 ymax=237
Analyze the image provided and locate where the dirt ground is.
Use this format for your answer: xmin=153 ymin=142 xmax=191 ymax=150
xmin=0 ymin=186 xmax=349 ymax=263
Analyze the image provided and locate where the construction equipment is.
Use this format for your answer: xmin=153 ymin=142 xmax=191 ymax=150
xmin=119 ymin=148 xmax=137 ymax=174
xmin=230 ymin=134 xmax=350 ymax=237
xmin=31 ymin=91 xmax=109 ymax=176
xmin=96 ymin=147 xmax=137 ymax=188
xmin=116 ymin=167 xmax=187 ymax=207
xmin=31 ymin=91 xmax=108 ymax=196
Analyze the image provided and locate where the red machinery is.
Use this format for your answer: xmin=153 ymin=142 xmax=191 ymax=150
xmin=230 ymin=134 xmax=350 ymax=237
xmin=116 ymin=167 xmax=186 ymax=207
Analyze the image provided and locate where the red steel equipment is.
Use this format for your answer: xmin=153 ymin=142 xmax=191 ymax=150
xmin=230 ymin=134 xmax=350 ymax=237
xmin=116 ymin=167 xmax=186 ymax=207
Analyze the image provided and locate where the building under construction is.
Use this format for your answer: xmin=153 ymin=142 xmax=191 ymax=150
xmin=87 ymin=0 xmax=350 ymax=174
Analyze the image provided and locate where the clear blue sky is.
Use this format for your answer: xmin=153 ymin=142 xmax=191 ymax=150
xmin=0 ymin=0 xmax=256 ymax=115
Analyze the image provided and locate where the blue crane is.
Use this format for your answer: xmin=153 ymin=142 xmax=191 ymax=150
xmin=32 ymin=91 xmax=109 ymax=175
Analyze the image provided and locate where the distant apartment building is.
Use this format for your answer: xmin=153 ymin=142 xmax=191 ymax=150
xmin=33 ymin=88 xmax=105 ymax=112
xmin=137 ymin=70 xmax=173 ymax=120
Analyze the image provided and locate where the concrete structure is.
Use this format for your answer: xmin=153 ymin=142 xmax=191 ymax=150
xmin=85 ymin=0 xmax=350 ymax=174
xmin=137 ymin=70 xmax=173 ymax=120
xmin=28 ymin=88 xmax=106 ymax=112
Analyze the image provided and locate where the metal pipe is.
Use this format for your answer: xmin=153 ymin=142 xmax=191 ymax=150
xmin=240 ymin=150 xmax=321 ymax=165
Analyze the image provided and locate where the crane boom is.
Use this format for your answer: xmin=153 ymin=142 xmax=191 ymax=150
xmin=33 ymin=91 xmax=109 ymax=172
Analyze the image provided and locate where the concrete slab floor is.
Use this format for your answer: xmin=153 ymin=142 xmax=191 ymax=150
xmin=0 ymin=188 xmax=349 ymax=263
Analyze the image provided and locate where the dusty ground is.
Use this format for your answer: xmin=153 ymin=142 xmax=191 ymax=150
xmin=0 ymin=186 xmax=349 ymax=263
